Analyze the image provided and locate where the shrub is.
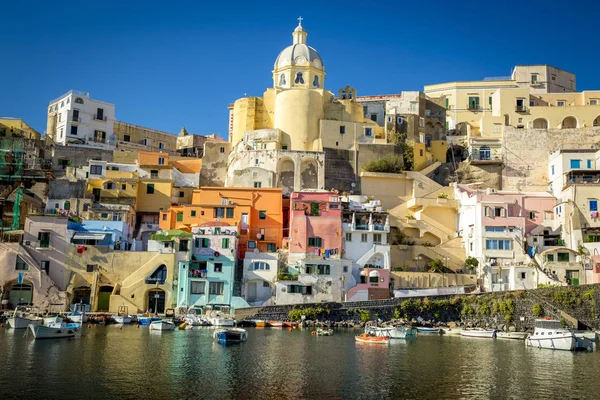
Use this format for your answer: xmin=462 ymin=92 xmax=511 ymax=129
xmin=288 ymin=307 xmax=327 ymax=321
xmin=355 ymin=309 xmax=371 ymax=322
xmin=461 ymin=304 xmax=475 ymax=316
xmin=532 ymin=303 xmax=543 ymax=317
xmin=464 ymin=256 xmax=479 ymax=272
xmin=362 ymin=154 xmax=404 ymax=174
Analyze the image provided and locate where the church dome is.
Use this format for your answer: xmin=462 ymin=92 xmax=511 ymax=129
xmin=274 ymin=21 xmax=324 ymax=71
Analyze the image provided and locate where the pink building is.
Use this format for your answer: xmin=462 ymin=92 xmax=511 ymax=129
xmin=345 ymin=268 xmax=391 ymax=302
xmin=289 ymin=192 xmax=342 ymax=259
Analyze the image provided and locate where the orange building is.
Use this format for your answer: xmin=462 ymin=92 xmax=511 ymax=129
xmin=159 ymin=187 xmax=283 ymax=258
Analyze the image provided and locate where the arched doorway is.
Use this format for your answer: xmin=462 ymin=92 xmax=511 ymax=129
xmin=561 ymin=116 xmax=578 ymax=129
xmin=72 ymin=286 xmax=91 ymax=305
xmin=147 ymin=289 xmax=166 ymax=314
xmin=593 ymin=115 xmax=600 ymax=127
xmin=97 ymin=286 xmax=114 ymax=311
xmin=8 ymin=282 xmax=33 ymax=308
xmin=146 ymin=265 xmax=167 ymax=284
xmin=532 ymin=118 xmax=548 ymax=129
xmin=277 ymin=158 xmax=295 ymax=195
xmin=300 ymin=159 xmax=318 ymax=190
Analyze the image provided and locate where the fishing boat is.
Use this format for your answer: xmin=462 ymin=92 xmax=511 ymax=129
xmin=283 ymin=321 xmax=299 ymax=329
xmin=253 ymin=320 xmax=267 ymax=327
xmin=441 ymin=327 xmax=461 ymax=336
xmin=43 ymin=315 xmax=63 ymax=326
xmin=183 ymin=313 xmax=209 ymax=326
xmin=149 ymin=320 xmax=175 ymax=331
xmin=137 ymin=315 xmax=161 ymax=325
xmin=497 ymin=331 xmax=529 ymax=340
xmin=355 ymin=333 xmax=390 ymax=344
xmin=205 ymin=305 xmax=235 ymax=327
xmin=66 ymin=311 xmax=88 ymax=324
xmin=213 ymin=328 xmax=248 ymax=343
xmin=29 ymin=319 xmax=80 ymax=340
xmin=416 ymin=327 xmax=441 ymax=335
xmin=525 ymin=319 xmax=583 ymax=351
xmin=312 ymin=327 xmax=334 ymax=336
xmin=113 ymin=315 xmax=133 ymax=324
xmin=366 ymin=325 xmax=417 ymax=339
xmin=7 ymin=306 xmax=42 ymax=329
xmin=460 ymin=328 xmax=497 ymax=338
xmin=268 ymin=320 xmax=283 ymax=328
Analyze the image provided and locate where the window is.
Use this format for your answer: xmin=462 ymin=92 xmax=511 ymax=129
xmin=176 ymin=212 xmax=183 ymax=222
xmin=307 ymin=237 xmax=323 ymax=247
xmin=282 ymin=145 xmax=288 ymax=150
xmin=531 ymin=74 xmax=538 ymax=84
xmin=90 ymin=165 xmax=102 ymax=175
xmin=410 ymin=102 xmax=417 ymax=112
xmin=365 ymin=128 xmax=372 ymax=137
xmin=445 ymin=98 xmax=450 ymax=110
xmin=254 ymin=182 xmax=262 ymax=188
xmin=425 ymin=135 xmax=431 ymax=147
xmin=214 ymin=263 xmax=223 ymax=273
xmin=591 ymin=99 xmax=598 ymax=105
xmin=220 ymin=147 xmax=225 ymax=153
xmin=96 ymin=108 xmax=104 ymax=120
xmin=288 ymin=285 xmax=312 ymax=295
xmin=254 ymin=158 xmax=259 ymax=165
xmin=158 ymin=157 xmax=165 ymax=165
xmin=195 ymin=238 xmax=210 ymax=248
xmin=528 ymin=212 xmax=536 ymax=219
xmin=313 ymin=75 xmax=319 ymax=88
xmin=267 ymin=243 xmax=276 ymax=252
xmin=259 ymin=210 xmax=267 ymax=220
xmin=520 ymin=272 xmax=526 ymax=280
xmin=15 ymin=256 xmax=28 ymax=270
xmin=222 ymin=238 xmax=229 ymax=248
xmin=252 ymin=262 xmax=269 ymax=270
xmin=159 ymin=142 xmax=165 ymax=150
xmin=491 ymin=124 xmax=502 ymax=134
xmin=70 ymin=125 xmax=78 ymax=136
xmin=190 ymin=282 xmax=205 ymax=295
xmin=83 ymin=204 xmax=89 ymax=212
xmin=147 ymin=184 xmax=155 ymax=194
xmin=547 ymin=254 xmax=554 ymax=262
xmin=551 ymin=165 xmax=554 ymax=175
xmin=361 ymin=233 xmax=368 ymax=243
xmin=105 ymin=182 xmax=116 ymax=190
xmin=225 ymin=208 xmax=234 ymax=218
xmin=518 ymin=118 xmax=523 ymax=123
xmin=343 ymin=266 xmax=348 ymax=273
xmin=468 ymin=96 xmax=480 ymax=110
xmin=209 ymin=282 xmax=224 ymax=295
xmin=485 ymin=226 xmax=505 ymax=232
xmin=38 ymin=232 xmax=50 ymax=248
xmin=489 ymin=96 xmax=493 ymax=107
xmin=339 ymin=126 xmax=345 ymax=134
xmin=101 ymin=213 xmax=108 ymax=219
xmin=279 ymin=74 xmax=286 ymax=86
xmin=373 ymin=233 xmax=382 ymax=244
xmin=485 ymin=239 xmax=511 ymax=250
xmin=86 ymin=264 xmax=95 ymax=272
xmin=316 ymin=264 xmax=330 ymax=275
xmin=294 ymin=72 xmax=304 ymax=84
xmin=557 ymin=252 xmax=570 ymax=262
xmin=544 ymin=211 xmax=553 ymax=220
xmin=41 ymin=261 xmax=50 ymax=274
xmin=214 ymin=208 xmax=225 ymax=218
xmin=570 ymin=159 xmax=581 ymax=169
xmin=369 ymin=275 xmax=379 ymax=283
xmin=112 ymin=213 xmax=121 ymax=221
xmin=162 ymin=214 xmax=167 ymax=221
xmin=370 ymin=114 xmax=377 ymax=122
xmin=587 ymin=160 xmax=592 ymax=169
xmin=419 ymin=149 xmax=423 ymax=157
xmin=530 ymin=101 xmax=535 ymax=107
xmin=397 ymin=117 xmax=403 ymax=124
xmin=248 ymin=241 xmax=256 ymax=249
xmin=123 ymin=134 xmax=130 ymax=142
xmin=557 ymin=100 xmax=566 ymax=107
xmin=590 ymin=200 xmax=598 ymax=212
xmin=345 ymin=232 xmax=352 ymax=242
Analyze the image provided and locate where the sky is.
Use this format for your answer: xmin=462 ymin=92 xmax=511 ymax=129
xmin=2 ymin=0 xmax=600 ymax=139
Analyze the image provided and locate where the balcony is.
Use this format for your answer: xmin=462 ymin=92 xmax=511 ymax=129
xmin=467 ymin=104 xmax=480 ymax=111
xmin=515 ymin=105 xmax=528 ymax=113
xmin=90 ymin=136 xmax=107 ymax=144
xmin=71 ymin=117 xmax=81 ymax=122
xmin=93 ymin=114 xmax=107 ymax=121
xmin=469 ymin=151 xmax=503 ymax=164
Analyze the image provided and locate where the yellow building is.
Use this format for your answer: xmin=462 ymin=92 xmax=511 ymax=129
xmin=114 ymin=121 xmax=178 ymax=154
xmin=0 ymin=118 xmax=41 ymax=139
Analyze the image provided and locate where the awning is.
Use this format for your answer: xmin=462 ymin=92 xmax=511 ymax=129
xmin=72 ymin=232 xmax=108 ymax=240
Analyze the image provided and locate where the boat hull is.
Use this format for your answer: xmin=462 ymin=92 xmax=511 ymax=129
xmin=268 ymin=321 xmax=283 ymax=328
xmin=29 ymin=323 xmax=78 ymax=339
xmin=417 ymin=327 xmax=441 ymax=334
xmin=8 ymin=317 xmax=41 ymax=330
xmin=460 ymin=329 xmax=497 ymax=338
xmin=355 ymin=334 xmax=389 ymax=344
xmin=113 ymin=316 xmax=132 ymax=324
xmin=149 ymin=321 xmax=175 ymax=331
xmin=283 ymin=322 xmax=299 ymax=328
xmin=367 ymin=326 xmax=416 ymax=339
xmin=253 ymin=320 xmax=267 ymax=327
xmin=526 ymin=335 xmax=576 ymax=351
xmin=214 ymin=328 xmax=248 ymax=343
xmin=497 ymin=332 xmax=528 ymax=340
xmin=210 ymin=318 xmax=235 ymax=327
xmin=67 ymin=314 xmax=89 ymax=324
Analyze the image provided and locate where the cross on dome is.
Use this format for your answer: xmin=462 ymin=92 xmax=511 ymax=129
xmin=297 ymin=16 xmax=303 ymax=26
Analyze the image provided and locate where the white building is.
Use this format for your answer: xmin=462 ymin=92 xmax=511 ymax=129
xmin=548 ymin=149 xmax=598 ymax=198
xmin=242 ymin=252 xmax=278 ymax=306
xmin=47 ymin=90 xmax=116 ymax=150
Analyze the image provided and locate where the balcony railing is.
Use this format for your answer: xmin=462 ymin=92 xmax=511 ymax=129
xmin=93 ymin=114 xmax=107 ymax=121
xmin=90 ymin=137 xmax=107 ymax=143
xmin=467 ymin=104 xmax=480 ymax=111
xmin=71 ymin=117 xmax=81 ymax=122
xmin=515 ymin=105 xmax=528 ymax=113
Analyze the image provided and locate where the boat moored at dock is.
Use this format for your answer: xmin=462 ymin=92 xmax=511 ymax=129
xmin=29 ymin=320 xmax=80 ymax=340
xmin=7 ymin=307 xmax=42 ymax=329
xmin=149 ymin=320 xmax=175 ymax=331
xmin=355 ymin=333 xmax=390 ymax=344
xmin=213 ymin=328 xmax=248 ymax=343
xmin=460 ymin=328 xmax=497 ymax=338
xmin=525 ymin=319 xmax=590 ymax=351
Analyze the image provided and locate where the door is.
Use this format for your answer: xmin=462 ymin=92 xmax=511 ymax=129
xmin=247 ymin=281 xmax=257 ymax=302
xmin=97 ymin=286 xmax=113 ymax=311
xmin=148 ymin=289 xmax=165 ymax=314
xmin=9 ymin=283 xmax=33 ymax=308
xmin=567 ymin=270 xmax=580 ymax=285
xmin=241 ymin=213 xmax=249 ymax=232
xmin=92 ymin=188 xmax=101 ymax=202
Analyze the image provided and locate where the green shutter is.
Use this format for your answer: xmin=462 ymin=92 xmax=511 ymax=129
xmin=176 ymin=212 xmax=183 ymax=222
xmin=222 ymin=238 xmax=229 ymax=248
xmin=191 ymin=210 xmax=196 ymax=217
xmin=195 ymin=238 xmax=200 ymax=248
xmin=226 ymin=208 xmax=234 ymax=218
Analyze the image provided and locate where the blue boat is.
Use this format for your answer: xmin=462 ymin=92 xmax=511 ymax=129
xmin=137 ymin=316 xmax=161 ymax=325
xmin=213 ymin=328 xmax=248 ymax=344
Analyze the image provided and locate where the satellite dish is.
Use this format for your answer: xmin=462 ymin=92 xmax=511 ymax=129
xmin=253 ymin=248 xmax=259 ymax=253
xmin=256 ymin=233 xmax=262 ymax=239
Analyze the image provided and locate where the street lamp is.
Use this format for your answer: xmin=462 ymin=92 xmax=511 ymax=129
xmin=414 ymin=255 xmax=423 ymax=271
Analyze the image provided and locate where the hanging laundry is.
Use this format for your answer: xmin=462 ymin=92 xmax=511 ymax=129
xmin=77 ymin=245 xmax=85 ymax=254
xmin=324 ymin=250 xmax=330 ymax=259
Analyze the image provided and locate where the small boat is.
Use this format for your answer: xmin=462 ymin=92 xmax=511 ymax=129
xmin=213 ymin=328 xmax=248 ymax=343
xmin=355 ymin=333 xmax=390 ymax=344
xmin=312 ymin=327 xmax=334 ymax=336
xmin=268 ymin=320 xmax=283 ymax=328
xmin=67 ymin=311 xmax=88 ymax=324
xmin=460 ymin=328 xmax=497 ymax=338
xmin=205 ymin=305 xmax=235 ymax=327
xmin=137 ymin=315 xmax=161 ymax=325
xmin=497 ymin=331 xmax=529 ymax=340
xmin=441 ymin=328 xmax=461 ymax=336
xmin=7 ymin=307 xmax=42 ymax=329
xmin=43 ymin=316 xmax=63 ymax=326
xmin=283 ymin=321 xmax=299 ymax=329
xmin=526 ymin=319 xmax=589 ymax=351
xmin=183 ymin=314 xmax=210 ymax=326
xmin=253 ymin=320 xmax=267 ymax=327
xmin=417 ymin=327 xmax=441 ymax=335
xmin=149 ymin=320 xmax=175 ymax=331
xmin=113 ymin=315 xmax=132 ymax=324
xmin=366 ymin=325 xmax=416 ymax=339
xmin=29 ymin=320 xmax=80 ymax=340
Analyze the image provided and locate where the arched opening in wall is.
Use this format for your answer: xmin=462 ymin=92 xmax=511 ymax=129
xmin=561 ymin=116 xmax=578 ymax=129
xmin=7 ymin=281 xmax=33 ymax=308
xmin=532 ymin=118 xmax=549 ymax=129
xmin=147 ymin=289 xmax=166 ymax=314
xmin=401 ymin=227 xmax=420 ymax=243
xmin=245 ymin=278 xmax=273 ymax=305
xmin=72 ymin=286 xmax=91 ymax=306
xmin=146 ymin=265 xmax=167 ymax=284
xmin=420 ymin=232 xmax=442 ymax=246
xmin=593 ymin=115 xmax=600 ymax=127
xmin=479 ymin=145 xmax=491 ymax=161
xmin=277 ymin=158 xmax=295 ymax=196
xmin=446 ymin=145 xmax=467 ymax=163
xmin=97 ymin=286 xmax=114 ymax=311
xmin=300 ymin=159 xmax=318 ymax=190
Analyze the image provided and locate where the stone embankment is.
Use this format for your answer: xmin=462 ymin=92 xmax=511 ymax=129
xmin=238 ymin=285 xmax=600 ymax=331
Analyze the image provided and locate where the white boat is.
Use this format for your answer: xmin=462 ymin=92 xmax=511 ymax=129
xmin=497 ymin=331 xmax=529 ymax=340
xmin=416 ymin=327 xmax=441 ymax=334
xmin=29 ymin=320 xmax=80 ymax=340
xmin=113 ymin=315 xmax=132 ymax=324
xmin=366 ymin=325 xmax=417 ymax=339
xmin=43 ymin=316 xmax=63 ymax=326
xmin=460 ymin=328 xmax=497 ymax=338
xmin=441 ymin=328 xmax=461 ymax=336
xmin=204 ymin=306 xmax=235 ymax=327
xmin=184 ymin=313 xmax=210 ymax=326
xmin=213 ymin=328 xmax=248 ymax=343
xmin=526 ymin=319 xmax=577 ymax=351
xmin=67 ymin=311 xmax=88 ymax=324
xmin=149 ymin=320 xmax=175 ymax=331
xmin=7 ymin=307 xmax=42 ymax=329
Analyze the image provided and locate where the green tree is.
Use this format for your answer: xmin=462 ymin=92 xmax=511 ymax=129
xmin=362 ymin=154 xmax=404 ymax=174
xmin=427 ymin=259 xmax=445 ymax=273
xmin=464 ymin=256 xmax=479 ymax=272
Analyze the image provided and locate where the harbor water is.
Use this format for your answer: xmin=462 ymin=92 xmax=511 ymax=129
xmin=1 ymin=326 xmax=599 ymax=399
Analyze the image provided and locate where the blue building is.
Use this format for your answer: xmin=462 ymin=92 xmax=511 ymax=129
xmin=67 ymin=220 xmax=128 ymax=249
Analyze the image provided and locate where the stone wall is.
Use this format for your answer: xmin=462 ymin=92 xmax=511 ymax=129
xmin=456 ymin=162 xmax=503 ymax=189
xmin=323 ymin=148 xmax=358 ymax=192
xmin=502 ymin=126 xmax=600 ymax=191
xmin=238 ymin=285 xmax=600 ymax=330
xmin=51 ymin=145 xmax=114 ymax=169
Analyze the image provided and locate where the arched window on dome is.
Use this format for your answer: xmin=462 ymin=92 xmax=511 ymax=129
xmin=313 ymin=75 xmax=319 ymax=88
xmin=294 ymin=72 xmax=304 ymax=85
xmin=279 ymin=74 xmax=286 ymax=86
